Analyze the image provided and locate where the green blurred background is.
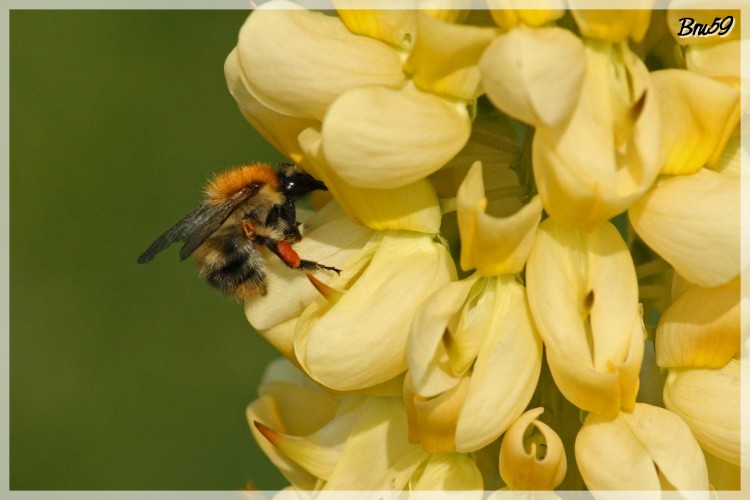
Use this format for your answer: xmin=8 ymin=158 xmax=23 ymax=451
xmin=10 ymin=10 xmax=288 ymax=490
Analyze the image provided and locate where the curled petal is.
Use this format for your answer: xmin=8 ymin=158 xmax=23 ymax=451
xmin=486 ymin=0 xmax=565 ymax=29
xmin=237 ymin=1 xmax=405 ymax=121
xmin=333 ymin=2 xmax=417 ymax=49
xmin=457 ymin=161 xmax=542 ymax=275
xmin=629 ymin=168 xmax=742 ymax=288
xmin=569 ymin=4 xmax=653 ymax=43
xmin=652 ymin=69 xmax=739 ymax=174
xmin=480 ymin=26 xmax=586 ymax=129
xmin=499 ymin=408 xmax=567 ymax=490
xmin=526 ymin=218 xmax=643 ymax=417
xmin=296 ymin=232 xmax=455 ymax=390
xmin=532 ymin=42 xmax=661 ymax=228
xmin=321 ymin=85 xmax=471 ymax=189
xmin=405 ymin=13 xmax=496 ymax=100
xmin=575 ymin=403 xmax=708 ymax=491
xmin=663 ymin=360 xmax=742 ymax=465
xmin=299 ymin=128 xmax=442 ymax=234
xmin=656 ymin=284 xmax=740 ymax=368
xmin=245 ymin=202 xmax=375 ymax=332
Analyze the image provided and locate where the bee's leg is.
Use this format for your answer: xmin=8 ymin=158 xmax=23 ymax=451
xmin=256 ymin=236 xmax=341 ymax=274
xmin=264 ymin=202 xmax=302 ymax=243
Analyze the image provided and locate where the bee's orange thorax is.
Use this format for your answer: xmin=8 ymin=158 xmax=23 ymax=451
xmin=205 ymin=163 xmax=281 ymax=204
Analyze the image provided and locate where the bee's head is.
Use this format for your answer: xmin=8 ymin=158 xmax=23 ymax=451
xmin=277 ymin=163 xmax=327 ymax=201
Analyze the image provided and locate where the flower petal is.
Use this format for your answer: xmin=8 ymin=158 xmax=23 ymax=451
xmin=224 ymin=47 xmax=317 ymax=164
xmin=457 ymin=161 xmax=542 ymax=275
xmin=663 ymin=360 xmax=742 ymax=465
xmin=455 ymin=277 xmax=542 ymax=452
xmin=237 ymin=0 xmax=405 ymax=121
xmin=296 ymin=232 xmax=456 ymax=390
xmin=568 ymin=5 xmax=653 ymax=43
xmin=412 ymin=453 xmax=484 ymax=492
xmin=652 ymin=69 xmax=739 ymax=175
xmin=324 ymin=397 xmax=424 ymax=490
xmin=480 ymin=26 xmax=586 ymax=129
xmin=408 ymin=275 xmax=480 ymax=397
xmin=499 ymin=408 xmax=567 ymax=490
xmin=532 ymin=41 xmax=661 ymax=228
xmin=575 ymin=403 xmax=708 ymax=491
xmin=299 ymin=127 xmax=442 ymax=233
xmin=244 ymin=201 xmax=374 ymax=332
xmin=685 ymin=40 xmax=742 ymax=86
xmin=405 ymin=375 xmax=471 ymax=453
xmin=334 ymin=2 xmax=417 ymax=50
xmin=405 ymin=13 xmax=496 ymax=100
xmin=486 ymin=0 xmax=565 ymax=29
xmin=656 ymin=284 xmax=740 ymax=368
xmin=526 ymin=218 xmax=643 ymax=417
xmin=321 ymin=85 xmax=471 ymax=189
xmin=629 ymin=168 xmax=742 ymax=288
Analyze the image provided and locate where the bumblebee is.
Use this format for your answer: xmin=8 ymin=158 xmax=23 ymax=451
xmin=137 ymin=162 xmax=340 ymax=298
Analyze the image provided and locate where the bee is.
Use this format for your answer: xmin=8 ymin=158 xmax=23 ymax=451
xmin=137 ymin=162 xmax=340 ymax=299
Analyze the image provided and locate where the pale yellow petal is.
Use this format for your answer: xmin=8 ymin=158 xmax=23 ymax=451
xmin=576 ymin=403 xmax=708 ymax=491
xmin=656 ymin=284 xmax=740 ymax=368
xmin=569 ymin=6 xmax=653 ymax=43
xmin=652 ymin=69 xmax=739 ymax=174
xmin=405 ymin=13 xmax=496 ymax=100
xmin=412 ymin=453 xmax=484 ymax=492
xmin=486 ymin=0 xmax=565 ymax=29
xmin=333 ymin=2 xmax=417 ymax=49
xmin=663 ymin=361 xmax=741 ymax=465
xmin=455 ymin=277 xmax=542 ymax=452
xmin=253 ymin=403 xmax=361 ymax=480
xmin=532 ymin=42 xmax=661 ymax=228
xmin=224 ymin=47 xmax=317 ymax=164
xmin=408 ymin=275 xmax=480 ymax=397
xmin=321 ymin=85 xmax=471 ymax=189
xmin=419 ymin=0 xmax=471 ymax=24
xmin=299 ymin=128 xmax=442 ymax=234
xmin=457 ymin=161 xmax=542 ymax=275
xmin=685 ymin=40 xmax=742 ymax=87
xmin=244 ymin=201 xmax=374 ymax=332
xmin=296 ymin=232 xmax=456 ymax=390
xmin=499 ymin=408 xmax=567 ymax=490
xmin=237 ymin=1 xmax=405 ymax=121
xmin=629 ymin=169 xmax=742 ymax=288
xmin=480 ymin=26 xmax=586 ymax=129
xmin=406 ymin=375 xmax=471 ymax=453
xmin=324 ymin=397 xmax=424 ymax=490
xmin=526 ymin=218 xmax=643 ymax=417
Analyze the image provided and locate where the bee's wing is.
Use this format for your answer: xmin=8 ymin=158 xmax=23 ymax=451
xmin=137 ymin=184 xmax=260 ymax=264
xmin=177 ymin=184 xmax=262 ymax=260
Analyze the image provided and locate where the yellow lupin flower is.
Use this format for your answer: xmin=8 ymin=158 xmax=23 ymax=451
xmin=663 ymin=361 xmax=742 ymax=466
xmin=404 ymin=163 xmax=542 ymax=453
xmin=499 ymin=408 xmax=567 ymax=490
xmin=575 ymin=403 xmax=708 ymax=491
xmin=526 ymin=218 xmax=644 ymax=418
xmin=628 ymin=168 xmax=743 ymax=288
